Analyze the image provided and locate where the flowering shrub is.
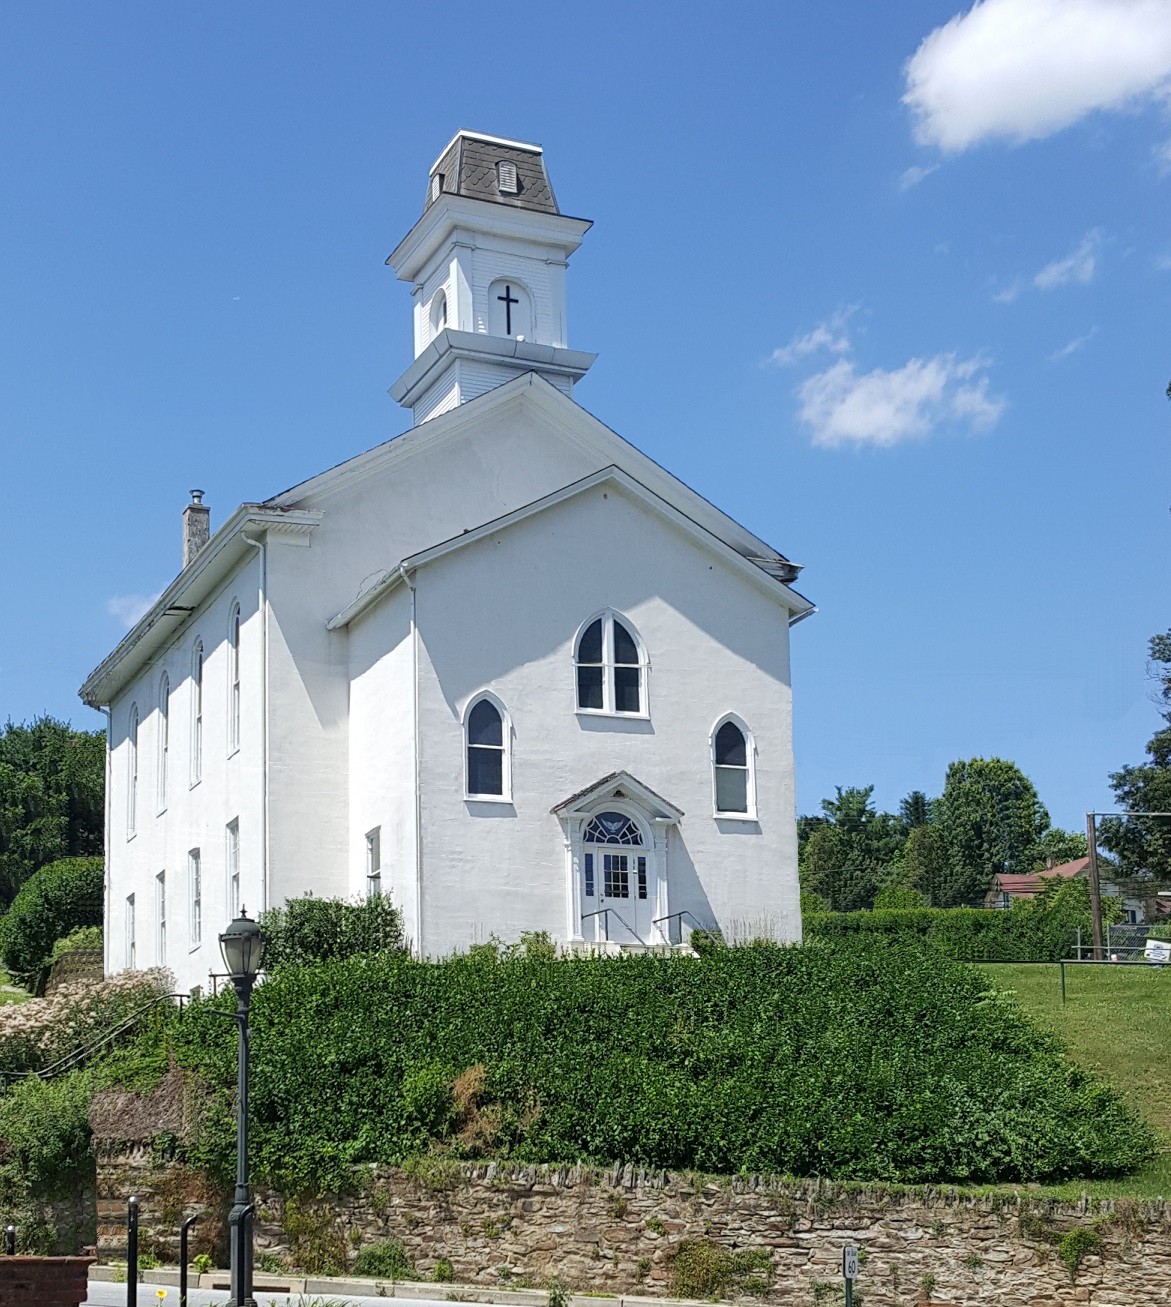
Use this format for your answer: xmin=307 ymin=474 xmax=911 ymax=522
xmin=0 ymin=968 xmax=170 ymax=1078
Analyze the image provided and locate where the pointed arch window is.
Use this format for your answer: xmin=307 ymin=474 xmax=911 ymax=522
xmin=126 ymin=704 xmax=139 ymax=838
xmin=156 ymin=673 xmax=169 ymax=813
xmin=712 ymin=717 xmax=755 ymax=818
xmin=465 ymin=694 xmax=510 ymax=800
xmin=190 ymin=640 xmax=204 ymax=786
xmin=575 ymin=613 xmax=647 ymax=716
xmin=227 ymin=602 xmax=241 ymax=756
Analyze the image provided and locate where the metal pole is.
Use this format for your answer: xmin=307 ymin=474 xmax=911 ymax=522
xmin=1085 ymin=812 xmax=1104 ymax=960
xmin=226 ymin=976 xmax=256 ymax=1307
xmin=127 ymin=1196 xmax=138 ymax=1307
xmin=180 ymin=1213 xmax=200 ymax=1307
xmin=4 ymin=1225 xmax=14 ymax=1255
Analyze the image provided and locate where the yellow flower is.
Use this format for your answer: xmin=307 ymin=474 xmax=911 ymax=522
xmin=155 ymin=1292 xmax=167 ymax=1301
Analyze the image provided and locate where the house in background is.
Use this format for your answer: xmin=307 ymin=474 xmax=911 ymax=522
xmin=985 ymin=856 xmax=1145 ymax=923
xmin=81 ymin=131 xmax=815 ymax=993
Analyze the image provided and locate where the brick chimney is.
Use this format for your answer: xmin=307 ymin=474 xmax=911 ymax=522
xmin=182 ymin=490 xmax=211 ymax=567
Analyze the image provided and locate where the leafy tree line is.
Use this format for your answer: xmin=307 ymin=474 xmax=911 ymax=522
xmin=799 ymin=760 xmax=1088 ymax=911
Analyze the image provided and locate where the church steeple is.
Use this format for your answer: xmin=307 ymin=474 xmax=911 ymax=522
xmin=386 ymin=131 xmax=596 ymax=425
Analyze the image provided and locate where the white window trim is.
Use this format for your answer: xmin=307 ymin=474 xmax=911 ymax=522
xmin=156 ymin=673 xmax=169 ymax=815
xmin=188 ymin=848 xmax=202 ymax=951
xmin=126 ymin=703 xmax=139 ymax=839
xmin=190 ymin=639 xmax=204 ymax=788
xmin=227 ymin=601 xmax=241 ymax=758
xmin=573 ymin=610 xmax=650 ymax=720
xmin=710 ymin=713 xmax=757 ymax=821
xmin=156 ymin=870 xmax=167 ymax=966
xmin=463 ymin=691 xmax=512 ymax=803
xmin=226 ymin=819 xmax=240 ymax=918
xmin=365 ymin=826 xmax=382 ymax=897
xmin=125 ymin=893 xmax=136 ymax=970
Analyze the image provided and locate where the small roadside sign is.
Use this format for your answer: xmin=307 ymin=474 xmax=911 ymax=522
xmin=843 ymin=1245 xmax=859 ymax=1280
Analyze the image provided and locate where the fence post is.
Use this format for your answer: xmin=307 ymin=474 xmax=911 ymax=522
xmin=4 ymin=1225 xmax=13 ymax=1255
xmin=127 ymin=1195 xmax=138 ymax=1307
xmin=179 ymin=1212 xmax=200 ymax=1307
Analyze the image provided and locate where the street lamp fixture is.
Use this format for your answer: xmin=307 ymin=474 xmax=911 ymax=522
xmin=219 ymin=909 xmax=265 ymax=1307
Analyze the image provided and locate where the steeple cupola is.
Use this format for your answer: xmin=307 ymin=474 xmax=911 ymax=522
xmin=387 ymin=131 xmax=596 ymax=424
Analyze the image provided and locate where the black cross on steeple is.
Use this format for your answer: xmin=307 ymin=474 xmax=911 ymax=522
xmin=497 ymin=284 xmax=519 ymax=335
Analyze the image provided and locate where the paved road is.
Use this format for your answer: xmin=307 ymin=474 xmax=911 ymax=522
xmin=86 ymin=1282 xmax=451 ymax=1307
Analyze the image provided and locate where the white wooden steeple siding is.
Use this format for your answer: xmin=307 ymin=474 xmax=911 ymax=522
xmin=81 ymin=130 xmax=813 ymax=989
xmin=387 ymin=130 xmax=596 ymax=424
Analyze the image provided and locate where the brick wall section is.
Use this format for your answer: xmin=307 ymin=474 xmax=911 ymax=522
xmin=94 ymin=1152 xmax=1171 ymax=1307
xmin=0 ymin=1257 xmax=93 ymax=1307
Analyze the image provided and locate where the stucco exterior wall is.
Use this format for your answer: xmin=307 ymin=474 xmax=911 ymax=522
xmin=388 ymin=479 xmax=798 ymax=956
xmin=105 ymin=553 xmax=264 ymax=993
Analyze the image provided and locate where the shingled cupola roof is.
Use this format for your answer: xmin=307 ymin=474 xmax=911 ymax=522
xmin=426 ymin=130 xmax=559 ymax=215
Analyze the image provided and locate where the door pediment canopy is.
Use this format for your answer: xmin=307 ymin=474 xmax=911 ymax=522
xmin=552 ymin=771 xmax=683 ymax=824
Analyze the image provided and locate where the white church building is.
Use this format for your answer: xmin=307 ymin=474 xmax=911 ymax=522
xmin=81 ymin=131 xmax=814 ymax=992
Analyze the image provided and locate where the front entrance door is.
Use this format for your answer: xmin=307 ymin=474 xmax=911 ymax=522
xmin=582 ymin=810 xmax=654 ymax=943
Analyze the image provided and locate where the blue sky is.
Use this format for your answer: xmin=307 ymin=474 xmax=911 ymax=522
xmin=1 ymin=1 xmax=1168 ymax=830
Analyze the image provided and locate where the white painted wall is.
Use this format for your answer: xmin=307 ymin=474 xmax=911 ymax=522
xmin=105 ymin=553 xmax=265 ymax=993
xmin=348 ymin=479 xmax=800 ymax=957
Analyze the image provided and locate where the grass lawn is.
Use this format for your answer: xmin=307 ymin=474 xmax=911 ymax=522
xmin=0 ymin=970 xmax=29 ymax=1005
xmin=977 ymin=961 xmax=1171 ymax=1199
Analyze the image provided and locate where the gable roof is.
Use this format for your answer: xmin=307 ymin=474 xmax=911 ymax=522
xmin=551 ymin=771 xmax=684 ymax=822
xmin=326 ymin=465 xmax=814 ymax=631
xmin=990 ymin=858 xmax=1089 ymax=899
xmin=273 ymin=371 xmax=808 ymax=587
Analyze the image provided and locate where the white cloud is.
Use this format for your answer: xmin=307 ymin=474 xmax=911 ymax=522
xmin=796 ymin=353 xmax=1005 ymax=448
xmin=991 ymin=282 xmax=1021 ymax=304
xmin=1034 ymin=229 xmax=1102 ymax=289
xmin=1156 ymin=252 xmax=1171 ymax=271
xmin=1155 ymin=136 xmax=1171 ymax=172
xmin=904 ymin=0 xmax=1171 ymax=154
xmin=899 ymin=164 xmax=938 ymax=190
xmin=769 ymin=308 xmax=856 ymax=366
xmin=106 ymin=592 xmax=160 ymax=628
xmin=1048 ymin=326 xmax=1099 ymax=361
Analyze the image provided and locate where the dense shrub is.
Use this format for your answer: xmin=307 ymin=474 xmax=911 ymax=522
xmin=259 ymin=894 xmax=404 ymax=970
xmin=352 ymin=1238 xmax=414 ymax=1279
xmin=0 ymin=1068 xmax=96 ymax=1252
xmin=804 ymin=906 xmax=1078 ymax=961
xmin=168 ymin=941 xmax=1153 ymax=1192
xmin=47 ymin=925 xmax=103 ymax=966
xmin=0 ymin=969 xmax=170 ymax=1078
xmin=0 ymin=857 xmax=103 ymax=992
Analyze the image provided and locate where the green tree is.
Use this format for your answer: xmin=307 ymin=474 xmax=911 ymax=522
xmin=1032 ymin=827 xmax=1089 ymax=870
xmin=934 ymin=758 xmax=1049 ymax=906
xmin=0 ymin=719 xmax=104 ymax=906
xmin=898 ymin=822 xmax=949 ymax=904
xmin=0 ymin=857 xmax=104 ymax=992
xmin=798 ymin=786 xmax=906 ymax=911
xmin=899 ymin=790 xmax=933 ymax=830
xmin=1099 ymin=631 xmax=1171 ymax=880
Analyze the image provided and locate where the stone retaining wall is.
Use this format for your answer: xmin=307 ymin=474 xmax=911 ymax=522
xmin=94 ymin=1154 xmax=1171 ymax=1307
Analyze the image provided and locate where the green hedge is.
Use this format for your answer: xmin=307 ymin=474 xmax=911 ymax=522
xmin=259 ymin=893 xmax=404 ymax=970
xmin=803 ymin=907 xmax=1078 ymax=961
xmin=0 ymin=857 xmax=103 ymax=992
xmin=167 ymin=940 xmax=1152 ymax=1192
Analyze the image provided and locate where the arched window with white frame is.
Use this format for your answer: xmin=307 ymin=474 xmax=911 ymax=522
xmin=712 ymin=715 xmax=755 ymax=818
xmin=156 ymin=673 xmax=169 ymax=813
xmin=227 ymin=601 xmax=241 ymax=756
xmin=126 ymin=703 xmax=139 ymax=837
xmin=464 ymin=693 xmax=510 ymax=800
xmin=190 ymin=639 xmax=204 ymax=786
xmin=575 ymin=612 xmax=647 ymax=716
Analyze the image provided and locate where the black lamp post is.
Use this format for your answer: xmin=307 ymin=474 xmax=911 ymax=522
xmin=219 ymin=909 xmax=265 ymax=1307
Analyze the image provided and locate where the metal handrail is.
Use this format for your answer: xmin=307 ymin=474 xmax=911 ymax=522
xmin=580 ymin=907 xmax=646 ymax=946
xmin=652 ymin=911 xmax=721 ymax=949
xmin=0 ymin=992 xmax=188 ymax=1085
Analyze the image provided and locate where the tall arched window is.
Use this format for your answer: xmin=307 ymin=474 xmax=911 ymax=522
xmin=126 ymin=703 xmax=139 ymax=837
xmin=156 ymin=673 xmax=169 ymax=813
xmin=190 ymin=640 xmax=204 ymax=786
xmin=465 ymin=695 xmax=509 ymax=799
xmin=712 ymin=717 xmax=754 ymax=817
xmin=575 ymin=613 xmax=647 ymax=716
xmin=227 ymin=602 xmax=241 ymax=755
xmin=429 ymin=288 xmax=448 ymax=341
